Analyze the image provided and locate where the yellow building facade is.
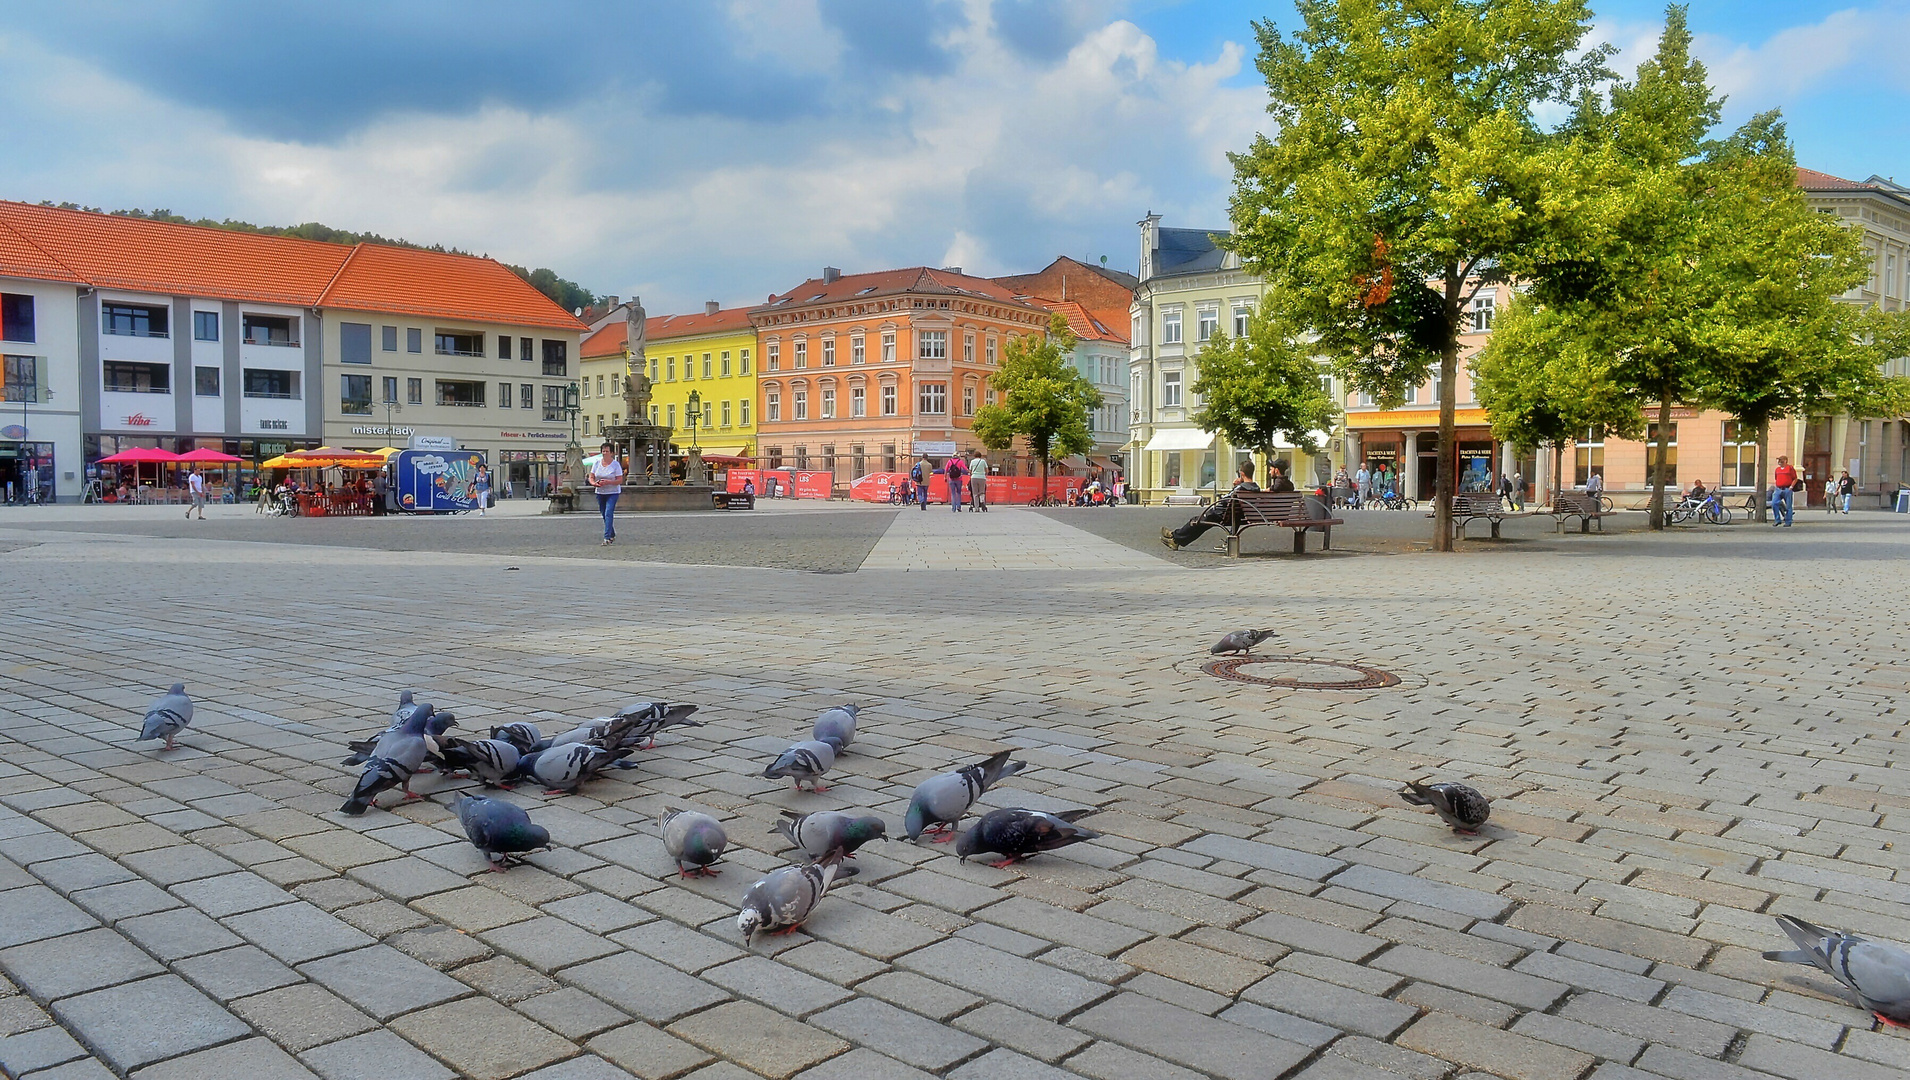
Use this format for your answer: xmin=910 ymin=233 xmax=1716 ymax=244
xmin=577 ymin=302 xmax=758 ymax=460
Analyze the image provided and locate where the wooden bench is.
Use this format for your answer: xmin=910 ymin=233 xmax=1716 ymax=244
xmin=1226 ymin=491 xmax=1345 ymax=555
xmin=1552 ymin=492 xmax=1604 ymax=533
xmin=712 ymin=490 xmax=755 ymax=510
xmin=1445 ymin=492 xmax=1508 ymax=539
xmin=1163 ymin=493 xmax=1209 ymax=507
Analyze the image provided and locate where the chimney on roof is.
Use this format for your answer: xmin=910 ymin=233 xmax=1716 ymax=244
xmin=822 ymin=267 xmax=841 ymax=284
xmin=705 ymin=300 xmax=720 ymax=316
xmin=606 ymin=295 xmax=620 ymax=310
xmin=941 ymin=266 xmax=963 ymax=275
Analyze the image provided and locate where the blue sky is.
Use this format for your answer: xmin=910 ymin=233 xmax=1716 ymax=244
xmin=5 ymin=1 xmax=1907 ymax=313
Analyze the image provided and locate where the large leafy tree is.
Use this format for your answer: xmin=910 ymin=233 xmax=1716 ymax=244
xmin=1227 ymin=0 xmax=1607 ymax=550
xmin=1190 ymin=305 xmax=1339 ymax=468
xmin=972 ymin=313 xmax=1104 ymax=499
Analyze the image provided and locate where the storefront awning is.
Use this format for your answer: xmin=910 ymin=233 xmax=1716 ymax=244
xmin=1142 ymin=429 xmax=1215 ymax=452
xmin=696 ymin=446 xmax=747 ymax=458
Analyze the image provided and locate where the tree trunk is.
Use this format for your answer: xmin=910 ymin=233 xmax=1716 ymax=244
xmin=1648 ymin=391 xmax=1672 ymax=530
xmin=1753 ymin=418 xmax=1770 ymax=523
xmin=1550 ymin=439 xmax=1565 ymax=508
xmin=1038 ymin=445 xmax=1050 ymax=506
xmin=1432 ymin=287 xmax=1460 ymax=552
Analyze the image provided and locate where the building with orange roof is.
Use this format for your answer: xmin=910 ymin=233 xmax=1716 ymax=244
xmin=0 ymin=201 xmax=584 ymax=501
xmin=578 ymin=299 xmax=758 ymax=461
xmin=994 ymin=257 xmax=1135 ymax=462
xmin=749 ymin=265 xmax=1052 ymax=487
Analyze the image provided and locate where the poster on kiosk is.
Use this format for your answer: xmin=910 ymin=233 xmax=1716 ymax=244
xmin=392 ymin=450 xmax=486 ymax=513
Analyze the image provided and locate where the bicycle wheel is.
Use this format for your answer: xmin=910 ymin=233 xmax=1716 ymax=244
xmin=1669 ymin=506 xmax=1689 ymax=524
xmin=1597 ymin=496 xmax=1614 ymax=514
xmin=1712 ymin=505 xmax=1732 ymax=525
xmin=1402 ymin=498 xmax=1418 ymax=511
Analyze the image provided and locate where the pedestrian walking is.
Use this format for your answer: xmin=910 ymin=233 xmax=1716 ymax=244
xmin=186 ymin=467 xmax=207 ymax=520
xmin=1834 ymin=469 xmax=1854 ymax=514
xmin=968 ymin=451 xmax=989 ymax=511
xmin=1498 ymin=471 xmax=1513 ymax=508
xmin=1585 ymin=470 xmax=1603 ymax=498
xmin=1355 ymin=463 xmax=1371 ymax=508
xmin=945 ymin=454 xmax=966 ymax=512
xmin=474 ymin=465 xmax=491 ymax=516
xmin=1771 ymin=455 xmax=1796 ymax=527
xmin=911 ymin=456 xmax=931 ymax=510
xmin=1510 ymin=470 xmax=1524 ymax=511
xmin=371 ymin=469 xmax=387 ymax=516
xmin=589 ymin=442 xmax=624 ymax=545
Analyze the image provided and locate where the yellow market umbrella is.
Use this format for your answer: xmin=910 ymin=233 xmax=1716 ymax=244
xmin=259 ymin=455 xmax=299 ymax=469
xmin=282 ymin=446 xmax=390 ymax=469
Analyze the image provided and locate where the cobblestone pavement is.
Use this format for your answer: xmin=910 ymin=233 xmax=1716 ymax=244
xmin=2 ymin=506 xmax=1910 ymax=1079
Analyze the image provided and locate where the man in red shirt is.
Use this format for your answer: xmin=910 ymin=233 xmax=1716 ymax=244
xmin=1771 ymin=455 xmax=1797 ymax=527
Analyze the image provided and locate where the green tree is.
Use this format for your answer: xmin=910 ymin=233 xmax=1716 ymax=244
xmin=972 ymin=312 xmax=1104 ymax=501
xmin=1189 ymin=305 xmax=1339 ymax=466
xmin=1227 ymin=0 xmax=1608 ymax=549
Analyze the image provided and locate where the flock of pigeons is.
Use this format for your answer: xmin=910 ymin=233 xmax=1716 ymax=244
xmin=133 ymin=639 xmax=1910 ymax=1027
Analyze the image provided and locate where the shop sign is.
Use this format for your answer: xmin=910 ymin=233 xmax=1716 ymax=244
xmin=1 ymin=425 xmax=23 ymax=439
xmin=497 ymin=430 xmax=568 ymax=440
xmin=912 ymin=440 xmax=956 ymax=456
xmin=123 ymin=413 xmax=157 ymax=426
xmin=260 ymin=442 xmax=288 ymax=456
xmin=350 ymin=425 xmax=414 ymax=436
xmin=258 ymin=419 xmax=289 ymax=430
xmin=410 ymin=435 xmax=457 ymax=451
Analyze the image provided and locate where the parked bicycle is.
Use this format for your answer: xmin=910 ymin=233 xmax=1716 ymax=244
xmin=1367 ymin=490 xmax=1417 ymax=511
xmin=1669 ymin=492 xmax=1731 ymax=525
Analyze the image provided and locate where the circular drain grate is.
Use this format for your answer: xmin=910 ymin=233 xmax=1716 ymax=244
xmin=1203 ymin=655 xmax=1402 ymax=690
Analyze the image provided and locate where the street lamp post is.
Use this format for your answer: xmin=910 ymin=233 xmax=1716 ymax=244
xmin=382 ymin=398 xmax=403 ymax=441
xmin=16 ymin=381 xmax=49 ymax=504
xmin=686 ymin=390 xmax=701 ymax=451
xmin=564 ymin=382 xmax=581 ymax=445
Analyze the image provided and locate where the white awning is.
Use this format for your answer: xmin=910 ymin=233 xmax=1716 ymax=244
xmin=1143 ymin=429 xmax=1215 ymax=452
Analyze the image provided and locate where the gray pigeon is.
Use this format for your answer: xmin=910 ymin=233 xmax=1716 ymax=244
xmin=490 ymin=721 xmax=543 ymax=755
xmin=1765 ymin=915 xmax=1910 ymax=1027
xmin=341 ymin=703 xmax=436 ymax=815
xmin=661 ymin=807 xmax=729 ymax=877
xmin=346 ymin=709 xmax=455 ymax=767
xmin=455 ymin=794 xmax=550 ymax=872
xmin=773 ymin=810 xmax=887 ymax=859
xmin=518 ymin=743 xmax=630 ymax=794
xmin=737 ymin=852 xmax=856 ymax=944
xmin=812 ymin=705 xmax=858 ymax=753
xmin=608 ymin=701 xmax=703 ymax=750
xmin=904 ymin=749 xmax=1027 ymax=842
xmin=763 ymin=740 xmax=836 ymax=792
xmin=438 ymin=737 xmax=521 ymax=787
xmin=137 ymin=683 xmax=194 ymax=750
xmin=957 ymin=808 xmax=1100 ymax=866
xmin=1211 ymin=629 xmax=1276 ymax=656
xmin=1400 ymin=780 xmax=1491 ymax=834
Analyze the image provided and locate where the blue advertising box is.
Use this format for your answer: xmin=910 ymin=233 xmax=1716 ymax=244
xmin=392 ymin=450 xmax=486 ymax=513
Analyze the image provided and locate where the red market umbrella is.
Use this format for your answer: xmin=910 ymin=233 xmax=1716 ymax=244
xmin=97 ymin=447 xmax=182 ymax=464
xmin=175 ymin=448 xmax=242 ymax=463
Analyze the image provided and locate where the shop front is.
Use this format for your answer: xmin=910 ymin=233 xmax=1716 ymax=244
xmin=0 ymin=440 xmax=54 ymax=504
xmin=496 ymin=449 xmax=571 ymax=499
xmin=1346 ymin=409 xmax=1500 ymax=501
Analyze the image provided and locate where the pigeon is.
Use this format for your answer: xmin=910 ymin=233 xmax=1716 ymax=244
xmin=340 ymin=704 xmax=436 ymax=815
xmin=1211 ymin=629 xmax=1276 ymax=656
xmin=773 ymin=810 xmax=887 ymax=859
xmin=346 ymin=709 xmax=456 ymax=767
xmin=762 ymin=740 xmax=836 ymax=792
xmin=490 ymin=721 xmax=543 ymax=755
xmin=1764 ymin=914 xmax=1910 ymax=1027
xmin=812 ymin=705 xmax=858 ymax=753
xmin=956 ymin=808 xmax=1100 ymax=867
xmin=517 ymin=743 xmax=631 ymax=794
xmin=455 ymin=793 xmax=550 ymax=872
xmin=1400 ymin=780 xmax=1491 ymax=835
xmin=437 ymin=737 xmax=521 ymax=787
xmin=607 ymin=701 xmax=703 ymax=750
xmin=137 ymin=683 xmax=194 ymax=750
xmin=904 ymin=749 xmax=1028 ymax=843
xmin=737 ymin=852 xmax=856 ymax=944
xmin=661 ymin=807 xmax=729 ymax=877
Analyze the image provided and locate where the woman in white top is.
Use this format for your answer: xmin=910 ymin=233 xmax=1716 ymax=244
xmin=589 ymin=441 xmax=626 ymax=545
xmin=968 ymin=452 xmax=988 ymax=512
xmin=474 ymin=465 xmax=491 ymax=516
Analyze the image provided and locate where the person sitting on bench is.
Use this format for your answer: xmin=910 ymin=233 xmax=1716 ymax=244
xmin=1163 ymin=460 xmax=1287 ymax=550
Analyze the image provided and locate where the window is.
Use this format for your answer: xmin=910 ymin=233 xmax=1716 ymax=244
xmin=881 ymin=332 xmax=896 ymax=362
xmin=667 ymin=404 xmax=676 ymax=427
xmin=795 ymin=340 xmax=808 ymax=369
xmin=1233 ymin=304 xmax=1251 ymax=338
xmin=919 ymin=331 xmax=948 ymax=360
xmin=649 ymin=359 xmax=658 ymax=382
xmin=242 ymin=369 xmax=298 ymax=399
xmin=721 ymin=400 xmax=732 ymax=427
xmin=104 ymin=303 xmax=167 ymax=338
xmin=4 ymin=356 xmax=38 ymax=402
xmin=1644 ymin=422 xmax=1678 ymax=486
xmin=1 ymin=294 xmax=35 ymax=343
xmin=1403 ymin=384 xmax=1417 ymax=405
xmin=881 ymin=383 xmax=897 ymax=415
xmin=1471 ymin=295 xmax=1495 ymax=332
xmin=407 ymin=328 xmax=423 ymax=353
xmin=383 ymin=376 xmax=398 ymax=404
xmin=103 ymin=361 xmax=171 ymax=393
xmin=1162 ymin=370 xmax=1182 ymax=407
xmin=963 ymin=334 xmax=975 ymax=363
xmin=766 ymin=447 xmax=783 ymax=470
xmin=794 ymin=385 xmax=809 ymax=420
xmin=436 ymin=380 xmax=486 ymax=407
xmin=740 ymin=348 xmax=750 ymax=375
xmin=435 ymin=331 xmax=482 ymax=357
xmin=667 ymin=357 xmax=677 ymax=382
xmin=795 ymin=446 xmax=809 ymax=470
xmin=543 ymin=385 xmax=565 ymax=421
xmin=498 ymin=334 xmax=512 ymax=359
xmin=740 ymin=399 xmax=750 ymax=426
xmin=919 ymin=382 xmax=947 ymax=414
xmin=192 ymin=310 xmax=218 ymax=343
xmin=821 ymin=386 xmax=836 ymax=419
xmin=851 ymin=335 xmax=866 ymax=365
xmin=963 ymin=383 xmax=975 ymax=416
xmin=853 ymin=444 xmax=866 ymax=476
xmin=701 ymin=352 xmax=712 ymax=379
xmin=986 ymin=336 xmax=997 ymax=365
xmin=1574 ymin=429 xmax=1604 ymax=486
xmin=768 ymin=342 xmax=780 ymax=371
xmin=1719 ymin=420 xmax=1756 ymax=487
xmin=721 ymin=351 xmax=731 ymax=377
xmin=766 ymin=387 xmax=781 ymax=422
xmin=244 ymin=314 xmax=297 ymax=346
xmin=194 ymin=366 xmax=220 ymax=397
xmin=1197 ymin=307 xmax=1219 ymax=342
xmin=407 ymin=378 xmax=422 ymax=404
xmin=683 ymin=354 xmax=694 ymax=381
xmin=521 ymin=384 xmax=535 ymax=410
xmin=703 ymin=399 xmax=713 ymax=427
xmin=823 ymin=339 xmax=836 ymax=366
xmin=340 ymin=322 xmax=372 ymax=364
xmin=520 ymin=337 xmax=533 ymax=362
xmin=382 ymin=325 xmax=398 ymax=351
xmin=584 ymin=417 xmax=592 ymax=437
xmin=851 ymin=385 xmax=866 ymax=417
xmin=500 ymin=382 xmax=513 ymax=407
xmin=341 ymin=374 xmax=373 ymax=414
xmin=1161 ymin=308 xmax=1182 ymax=345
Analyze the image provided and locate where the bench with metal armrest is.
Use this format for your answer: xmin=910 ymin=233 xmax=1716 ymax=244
xmin=1225 ymin=491 xmax=1345 ymax=555
xmin=1439 ymin=492 xmax=1508 ymax=539
xmin=1551 ymin=492 xmax=1604 ymax=533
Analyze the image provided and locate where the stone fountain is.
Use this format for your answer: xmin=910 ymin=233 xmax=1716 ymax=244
xmin=599 ymin=298 xmax=713 ymax=512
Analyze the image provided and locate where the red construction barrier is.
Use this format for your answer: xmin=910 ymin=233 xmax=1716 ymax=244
xmin=725 ymin=469 xmax=832 ymax=498
xmin=846 ymin=472 xmax=1081 ymax=504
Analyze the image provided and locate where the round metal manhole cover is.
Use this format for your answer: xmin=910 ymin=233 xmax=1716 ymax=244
xmin=1202 ymin=655 xmax=1403 ymax=690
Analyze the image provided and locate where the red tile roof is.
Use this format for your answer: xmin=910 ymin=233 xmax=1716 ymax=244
xmin=0 ymin=200 xmax=584 ymax=330
xmin=1047 ymin=300 xmax=1127 ymax=344
xmin=581 ymin=321 xmax=630 ymax=359
xmin=579 ymin=305 xmax=755 ymax=359
xmin=756 ymin=267 xmax=1044 ymax=312
xmin=1796 ymin=167 xmax=1867 ymax=191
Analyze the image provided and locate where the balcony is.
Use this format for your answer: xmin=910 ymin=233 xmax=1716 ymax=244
xmin=243 ymin=335 xmax=300 ymax=347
